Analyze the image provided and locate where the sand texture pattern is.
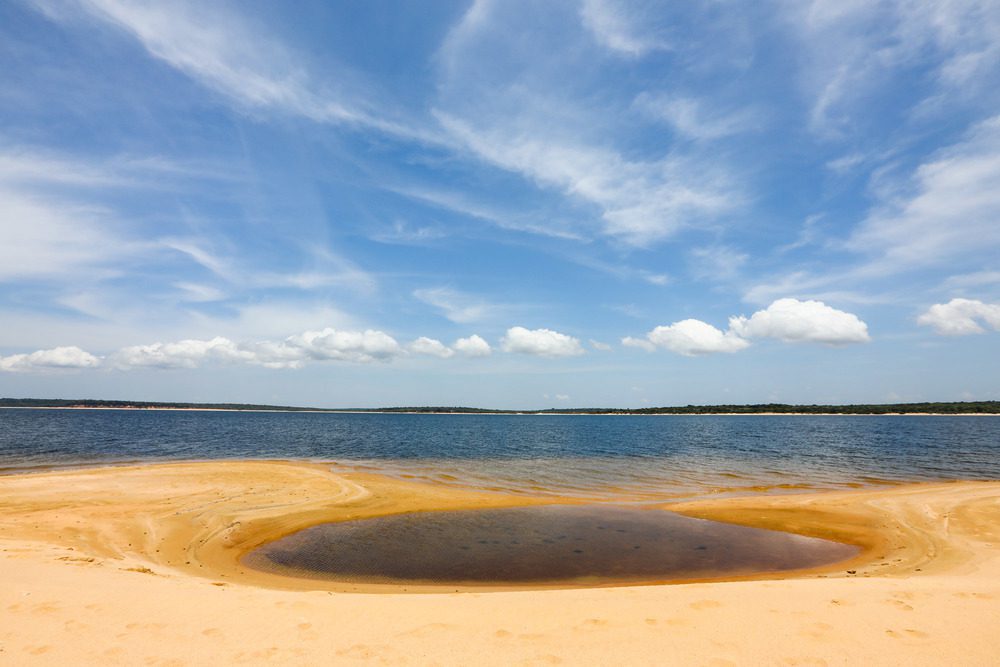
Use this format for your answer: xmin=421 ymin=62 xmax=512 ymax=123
xmin=1 ymin=460 xmax=999 ymax=665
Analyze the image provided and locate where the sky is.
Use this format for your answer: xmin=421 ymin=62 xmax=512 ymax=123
xmin=1 ymin=0 xmax=999 ymax=409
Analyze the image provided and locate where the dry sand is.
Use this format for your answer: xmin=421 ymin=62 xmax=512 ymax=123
xmin=1 ymin=460 xmax=999 ymax=665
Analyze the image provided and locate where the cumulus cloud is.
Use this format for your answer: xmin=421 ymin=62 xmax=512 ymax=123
xmin=279 ymin=328 xmax=403 ymax=363
xmin=453 ymin=334 xmax=492 ymax=357
xmin=114 ymin=336 xmax=257 ymax=369
xmin=409 ymin=337 xmax=455 ymax=358
xmin=114 ymin=328 xmax=405 ymax=370
xmin=917 ymin=298 xmax=1000 ymax=335
xmin=625 ymin=298 xmax=870 ymax=356
xmin=501 ymin=327 xmax=584 ymax=357
xmin=0 ymin=346 xmax=101 ymax=372
xmin=625 ymin=320 xmax=749 ymax=356
xmin=621 ymin=336 xmax=656 ymax=352
xmin=729 ymin=298 xmax=870 ymax=345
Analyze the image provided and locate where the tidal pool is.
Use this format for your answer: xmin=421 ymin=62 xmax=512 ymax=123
xmin=244 ymin=505 xmax=859 ymax=586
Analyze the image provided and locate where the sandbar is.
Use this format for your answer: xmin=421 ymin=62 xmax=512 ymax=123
xmin=1 ymin=460 xmax=999 ymax=664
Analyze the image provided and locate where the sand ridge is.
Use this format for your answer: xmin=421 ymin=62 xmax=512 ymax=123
xmin=1 ymin=460 xmax=999 ymax=664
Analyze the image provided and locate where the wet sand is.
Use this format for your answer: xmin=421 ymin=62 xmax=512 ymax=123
xmin=1 ymin=460 xmax=999 ymax=664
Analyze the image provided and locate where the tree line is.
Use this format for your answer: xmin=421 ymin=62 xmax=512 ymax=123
xmin=4 ymin=398 xmax=997 ymax=414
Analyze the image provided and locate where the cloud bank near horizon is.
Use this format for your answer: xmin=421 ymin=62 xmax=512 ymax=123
xmin=1 ymin=298 xmax=883 ymax=372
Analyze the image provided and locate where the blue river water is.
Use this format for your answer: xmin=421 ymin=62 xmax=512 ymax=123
xmin=1 ymin=409 xmax=998 ymax=500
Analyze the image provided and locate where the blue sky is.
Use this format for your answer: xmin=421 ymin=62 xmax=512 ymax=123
xmin=1 ymin=0 xmax=999 ymax=409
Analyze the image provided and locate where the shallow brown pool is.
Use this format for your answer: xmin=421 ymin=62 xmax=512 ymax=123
xmin=244 ymin=505 xmax=858 ymax=586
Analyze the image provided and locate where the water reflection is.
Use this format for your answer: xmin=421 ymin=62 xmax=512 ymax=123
xmin=245 ymin=505 xmax=859 ymax=585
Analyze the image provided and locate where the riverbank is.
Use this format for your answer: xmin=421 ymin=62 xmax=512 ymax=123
xmin=1 ymin=461 xmax=998 ymax=664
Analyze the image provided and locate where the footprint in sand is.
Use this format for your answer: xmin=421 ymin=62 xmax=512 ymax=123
xmin=335 ymin=644 xmax=383 ymax=659
xmin=798 ymin=622 xmax=834 ymax=640
xmin=885 ymin=629 xmax=926 ymax=639
xmin=395 ymin=622 xmax=451 ymax=638
xmin=779 ymin=656 xmax=829 ymax=666
xmin=690 ymin=600 xmax=723 ymax=610
xmin=703 ymin=658 xmax=737 ymax=667
xmin=296 ymin=622 xmax=319 ymax=640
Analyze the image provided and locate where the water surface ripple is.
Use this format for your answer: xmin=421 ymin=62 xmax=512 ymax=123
xmin=1 ymin=409 xmax=998 ymax=499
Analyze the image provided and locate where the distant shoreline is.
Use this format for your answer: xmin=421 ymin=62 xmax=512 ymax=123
xmin=3 ymin=405 xmax=1000 ymax=416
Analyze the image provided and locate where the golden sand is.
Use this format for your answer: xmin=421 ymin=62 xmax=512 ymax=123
xmin=1 ymin=460 xmax=999 ymax=664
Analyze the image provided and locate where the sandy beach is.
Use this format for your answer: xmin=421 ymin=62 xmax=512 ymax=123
xmin=1 ymin=460 xmax=999 ymax=665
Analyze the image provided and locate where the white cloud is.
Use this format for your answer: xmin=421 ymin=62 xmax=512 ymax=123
xmin=633 ymin=93 xmax=756 ymax=140
xmin=0 ymin=346 xmax=101 ymax=372
xmin=826 ymin=152 xmax=866 ymax=173
xmin=621 ymin=336 xmax=656 ymax=352
xmin=413 ymin=287 xmax=494 ymax=324
xmin=783 ymin=0 xmax=1000 ymax=134
xmin=589 ymin=339 xmax=612 ymax=351
xmin=161 ymin=237 xmax=377 ymax=296
xmin=0 ymin=189 xmax=134 ymax=283
xmin=626 ymin=320 xmax=750 ymax=356
xmin=437 ymin=112 xmax=738 ymax=245
xmin=409 ymin=337 xmax=455 ymax=358
xmin=0 ymin=147 xmax=250 ymax=296
xmin=689 ymin=245 xmax=748 ymax=281
xmin=729 ymin=298 xmax=870 ymax=344
xmin=501 ymin=326 xmax=584 ymax=357
xmin=625 ymin=298 xmax=870 ymax=355
xmin=432 ymin=2 xmax=741 ymax=246
xmin=40 ymin=1 xmax=740 ymax=249
xmin=202 ymin=303 xmax=359 ymax=342
xmin=848 ymin=115 xmax=1000 ymax=273
xmin=579 ymin=0 xmax=670 ymax=57
xmin=942 ymin=271 xmax=1000 ymax=290
xmin=114 ymin=328 xmax=405 ymax=370
xmin=391 ymin=186 xmax=583 ymax=240
xmin=50 ymin=0 xmax=431 ymax=142
xmin=369 ymin=220 xmax=447 ymax=245
xmin=917 ymin=298 xmax=1000 ymax=335
xmin=454 ymin=334 xmax=492 ymax=357
xmin=173 ymin=282 xmax=226 ymax=303
xmin=642 ymin=273 xmax=670 ymax=286
xmin=113 ymin=336 xmax=256 ymax=369
xmin=288 ymin=328 xmax=403 ymax=363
